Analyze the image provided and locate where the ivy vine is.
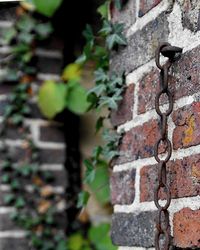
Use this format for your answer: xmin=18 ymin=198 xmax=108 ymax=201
xmin=0 ymin=0 xmax=127 ymax=249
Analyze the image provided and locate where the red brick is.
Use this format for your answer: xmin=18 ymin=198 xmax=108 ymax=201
xmin=138 ymin=68 xmax=159 ymax=114
xmin=116 ymin=119 xmax=160 ymax=164
xmin=173 ymin=102 xmax=200 ymax=150
xmin=173 ymin=208 xmax=200 ymax=248
xmin=139 ymin=0 xmax=161 ymax=17
xmin=111 ymin=169 xmax=136 ymax=205
xmin=140 ymin=154 xmax=200 ymax=202
xmin=137 ymin=46 xmax=200 ymax=115
xmin=111 ymin=84 xmax=134 ymax=127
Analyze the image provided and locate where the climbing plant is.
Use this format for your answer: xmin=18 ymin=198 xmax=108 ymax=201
xmin=0 ymin=0 xmax=127 ymax=249
xmin=38 ymin=0 xmax=127 ymax=207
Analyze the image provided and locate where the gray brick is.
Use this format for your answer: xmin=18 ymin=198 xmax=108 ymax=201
xmin=110 ymin=13 xmax=169 ymax=74
xmin=177 ymin=0 xmax=200 ymax=32
xmin=0 ymin=238 xmax=29 ymax=250
xmin=0 ymin=213 xmax=20 ymax=231
xmin=40 ymin=148 xmax=65 ymax=164
xmin=36 ymin=56 xmax=63 ymax=74
xmin=0 ymin=5 xmax=17 ymax=21
xmin=111 ymin=212 xmax=156 ymax=247
xmin=111 ymin=0 xmax=136 ymax=30
xmin=39 ymin=125 xmax=64 ymax=143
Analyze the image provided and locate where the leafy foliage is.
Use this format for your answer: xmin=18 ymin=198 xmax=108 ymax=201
xmin=38 ymin=73 xmax=90 ymax=118
xmin=0 ymin=0 xmax=127 ymax=249
xmin=31 ymin=0 xmax=63 ymax=17
xmin=1 ymin=13 xmax=52 ymax=83
xmin=38 ymin=81 xmax=67 ymax=119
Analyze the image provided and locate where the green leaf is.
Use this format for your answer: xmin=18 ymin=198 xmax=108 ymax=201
xmin=106 ymin=33 xmax=127 ymax=50
xmin=77 ymin=191 xmax=90 ymax=208
xmin=88 ymin=224 xmax=117 ymax=250
xmin=99 ymin=20 xmax=112 ymax=36
xmin=2 ymin=174 xmax=10 ymax=184
xmin=92 ymin=146 xmax=103 ymax=160
xmin=94 ymin=68 xmax=109 ymax=83
xmin=56 ymin=240 xmax=67 ymax=250
xmin=113 ymin=23 xmax=124 ymax=33
xmin=88 ymin=163 xmax=110 ymax=205
xmin=99 ymin=96 xmax=119 ymax=110
xmin=97 ymin=2 xmax=109 ymax=19
xmin=4 ymin=194 xmax=15 ymax=205
xmin=12 ymin=44 xmax=29 ymax=54
xmin=68 ymin=234 xmax=85 ymax=250
xmin=35 ymin=23 xmax=53 ymax=39
xmin=95 ymin=117 xmax=105 ymax=133
xmin=1 ymin=160 xmax=12 ymax=170
xmin=83 ymin=24 xmax=94 ymax=43
xmin=31 ymin=234 xmax=43 ymax=248
xmin=2 ymin=27 xmax=16 ymax=44
xmin=84 ymin=159 xmax=96 ymax=184
xmin=11 ymin=114 xmax=23 ymax=125
xmin=38 ymin=81 xmax=67 ymax=119
xmin=114 ymin=0 xmax=122 ymax=10
xmin=11 ymin=180 xmax=20 ymax=191
xmin=18 ymin=32 xmax=34 ymax=44
xmin=65 ymin=81 xmax=90 ymax=115
xmin=88 ymin=84 xmax=106 ymax=97
xmin=15 ymin=197 xmax=26 ymax=209
xmin=20 ymin=165 xmax=32 ymax=177
xmin=62 ymin=63 xmax=82 ymax=81
xmin=33 ymin=0 xmax=63 ymax=17
xmin=17 ymin=15 xmax=36 ymax=32
xmin=76 ymin=53 xmax=87 ymax=64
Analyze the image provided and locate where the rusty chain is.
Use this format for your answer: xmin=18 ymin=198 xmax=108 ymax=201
xmin=154 ymin=42 xmax=182 ymax=250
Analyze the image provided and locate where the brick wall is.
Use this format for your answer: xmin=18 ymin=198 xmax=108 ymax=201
xmin=110 ymin=0 xmax=200 ymax=249
xmin=0 ymin=4 xmax=67 ymax=249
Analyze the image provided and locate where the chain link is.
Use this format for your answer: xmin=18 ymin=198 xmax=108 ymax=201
xmin=154 ymin=43 xmax=182 ymax=250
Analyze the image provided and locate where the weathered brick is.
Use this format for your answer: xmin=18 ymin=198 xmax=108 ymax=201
xmin=110 ymin=168 xmax=135 ymax=205
xmin=110 ymin=13 xmax=169 ymax=74
xmin=177 ymin=0 xmax=200 ymax=32
xmin=111 ymin=211 xmax=156 ymax=247
xmin=0 ymin=146 xmax=65 ymax=165
xmin=173 ymin=208 xmax=200 ymax=248
xmin=36 ymin=56 xmax=63 ymax=74
xmin=0 ymin=238 xmax=29 ymax=250
xmin=40 ymin=148 xmax=65 ymax=164
xmin=39 ymin=124 xmax=65 ymax=143
xmin=170 ymin=45 xmax=200 ymax=100
xmin=111 ymin=0 xmax=136 ymax=29
xmin=140 ymin=154 xmax=200 ymax=202
xmin=116 ymin=119 xmax=160 ymax=164
xmin=111 ymin=84 xmax=134 ymax=126
xmin=0 ymin=124 xmax=28 ymax=140
xmin=28 ymin=102 xmax=44 ymax=119
xmin=38 ymin=36 xmax=64 ymax=51
xmin=173 ymin=102 xmax=200 ymax=150
xmin=138 ymin=68 xmax=159 ymax=114
xmin=5 ymin=146 xmax=27 ymax=163
xmin=139 ymin=0 xmax=161 ymax=17
xmin=0 ymin=4 xmax=17 ymax=21
xmin=138 ymin=46 xmax=200 ymax=114
xmin=0 ymin=213 xmax=20 ymax=231
xmin=0 ymin=83 xmax=14 ymax=95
